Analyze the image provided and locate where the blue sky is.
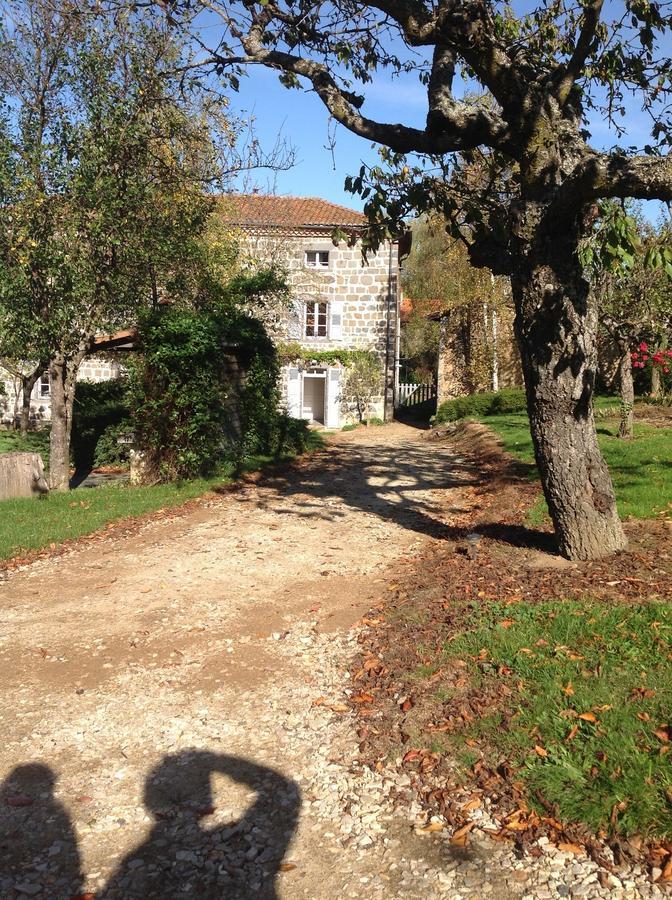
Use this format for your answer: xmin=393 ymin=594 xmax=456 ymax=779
xmin=229 ymin=65 xmax=422 ymax=208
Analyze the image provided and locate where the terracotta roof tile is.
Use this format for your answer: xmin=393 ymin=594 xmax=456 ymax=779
xmin=220 ymin=194 xmax=367 ymax=229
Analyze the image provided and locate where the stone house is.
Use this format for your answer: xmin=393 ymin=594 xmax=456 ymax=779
xmin=224 ymin=195 xmax=400 ymax=428
xmin=432 ymin=304 xmax=523 ymax=404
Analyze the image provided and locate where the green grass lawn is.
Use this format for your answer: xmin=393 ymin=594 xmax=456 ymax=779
xmin=482 ymin=405 xmax=672 ymax=520
xmin=0 ymin=442 xmax=322 ymax=563
xmin=445 ymin=599 xmax=672 ymax=840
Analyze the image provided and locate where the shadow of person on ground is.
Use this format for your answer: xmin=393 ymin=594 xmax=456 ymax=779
xmin=0 ymin=762 xmax=83 ymax=899
xmin=102 ymin=750 xmax=301 ymax=899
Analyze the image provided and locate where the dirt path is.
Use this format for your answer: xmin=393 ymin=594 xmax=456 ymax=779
xmin=0 ymin=423 xmax=474 ymax=900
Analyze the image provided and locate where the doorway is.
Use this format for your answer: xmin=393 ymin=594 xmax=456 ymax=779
xmin=302 ymin=370 xmax=326 ymax=424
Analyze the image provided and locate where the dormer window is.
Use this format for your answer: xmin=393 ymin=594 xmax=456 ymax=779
xmin=305 ymin=250 xmax=329 ymax=268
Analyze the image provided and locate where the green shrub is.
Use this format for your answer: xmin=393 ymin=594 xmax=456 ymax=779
xmin=273 ymin=414 xmax=313 ymax=455
xmin=72 ymin=380 xmax=131 ymax=472
xmin=435 ymin=387 xmax=527 ymax=423
xmin=129 ymin=305 xmax=304 ymax=482
xmin=92 ymin=420 xmax=133 ymax=468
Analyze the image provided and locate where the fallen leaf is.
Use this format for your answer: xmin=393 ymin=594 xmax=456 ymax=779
xmin=279 ymin=862 xmax=297 ymax=873
xmin=351 ymin=693 xmax=374 ymax=704
xmin=534 ymin=745 xmax=549 ymax=757
xmin=461 ymin=798 xmax=482 ymax=812
xmin=558 ymin=842 xmax=584 ymax=855
xmin=654 ymin=726 xmax=671 ymax=743
xmin=416 ymin=820 xmax=444 ymax=834
xmin=662 ymin=857 xmax=672 ymax=881
xmin=499 ymin=619 xmax=515 ymax=629
xmin=563 ymin=681 xmax=574 ymax=696
xmin=578 ymin=712 xmax=598 ymax=723
xmin=566 ymin=724 xmax=579 ymax=742
xmin=449 ymin=821 xmax=476 ymax=846
xmin=402 ymin=749 xmax=422 ymax=763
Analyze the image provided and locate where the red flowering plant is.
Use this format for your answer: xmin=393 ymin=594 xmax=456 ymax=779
xmin=631 ymin=341 xmax=672 ymax=401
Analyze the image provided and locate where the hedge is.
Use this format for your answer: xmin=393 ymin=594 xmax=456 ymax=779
xmin=434 ymin=387 xmax=527 ymax=423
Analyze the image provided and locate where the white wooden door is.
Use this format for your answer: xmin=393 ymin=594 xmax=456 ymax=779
xmin=325 ymin=367 xmax=341 ymax=428
xmin=286 ymin=367 xmax=301 ymax=418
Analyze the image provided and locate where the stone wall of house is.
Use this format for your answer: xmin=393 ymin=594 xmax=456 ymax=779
xmin=242 ymin=230 xmax=397 ymax=351
xmin=0 ymin=356 xmax=123 ymax=426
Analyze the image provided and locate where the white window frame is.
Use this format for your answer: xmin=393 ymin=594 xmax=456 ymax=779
xmin=39 ymin=373 xmax=50 ymax=398
xmin=305 ymin=250 xmax=330 ymax=269
xmin=304 ymin=300 xmax=329 ymax=338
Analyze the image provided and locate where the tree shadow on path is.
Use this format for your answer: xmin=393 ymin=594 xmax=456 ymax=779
xmin=231 ymin=434 xmax=556 ymax=553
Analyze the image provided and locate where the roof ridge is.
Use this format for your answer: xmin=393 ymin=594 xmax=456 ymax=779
xmin=220 ymin=193 xmax=367 ymax=228
xmin=225 ymin=192 xmax=365 ymax=215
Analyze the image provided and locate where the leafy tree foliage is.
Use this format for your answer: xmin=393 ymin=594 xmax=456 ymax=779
xmin=582 ymin=204 xmax=672 ymax=437
xmin=402 ymin=216 xmax=513 ymax=389
xmin=172 ymin=0 xmax=672 ymax=559
xmin=340 ymin=352 xmax=383 ymax=424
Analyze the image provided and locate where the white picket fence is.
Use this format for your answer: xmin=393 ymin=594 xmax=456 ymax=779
xmin=396 ymin=382 xmax=436 ymax=408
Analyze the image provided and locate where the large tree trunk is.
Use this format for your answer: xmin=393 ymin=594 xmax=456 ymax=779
xmin=511 ymin=214 xmax=627 ymax=561
xmin=48 ymin=352 xmax=84 ymax=491
xmin=617 ymin=347 xmax=634 ymax=439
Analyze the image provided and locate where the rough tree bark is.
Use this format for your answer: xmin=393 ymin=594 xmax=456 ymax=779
xmin=48 ymin=348 xmax=87 ymax=491
xmin=512 ymin=205 xmax=627 ymax=560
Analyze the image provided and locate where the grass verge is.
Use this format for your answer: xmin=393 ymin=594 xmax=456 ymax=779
xmin=482 ymin=409 xmax=672 ymax=520
xmin=444 ymin=598 xmax=672 ymax=840
xmin=0 ymin=439 xmax=322 ymax=563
